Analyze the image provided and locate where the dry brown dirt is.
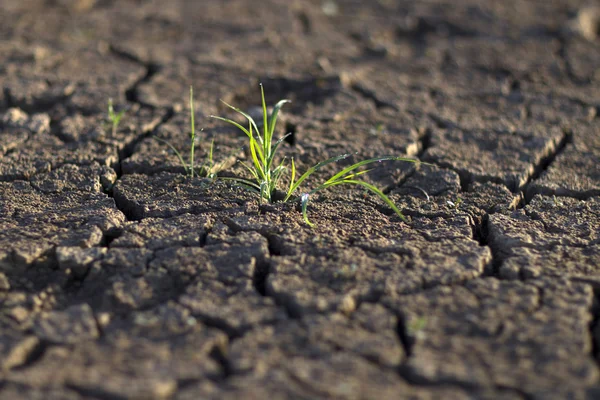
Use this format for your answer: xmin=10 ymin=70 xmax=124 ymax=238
xmin=1 ymin=0 xmax=600 ymax=399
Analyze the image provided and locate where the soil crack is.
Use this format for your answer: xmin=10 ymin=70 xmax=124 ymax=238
xmin=208 ymin=344 xmax=233 ymax=381
xmin=350 ymin=83 xmax=399 ymax=110
xmin=8 ymin=339 xmax=48 ymax=372
xmin=589 ymin=288 xmax=600 ymax=368
xmin=521 ymin=128 xmax=573 ymax=206
xmin=108 ymin=44 xmax=161 ymax=107
xmin=556 ymin=37 xmax=591 ymax=86
xmin=471 ymin=213 xmax=498 ymax=277
xmin=395 ymin=314 xmax=415 ymax=358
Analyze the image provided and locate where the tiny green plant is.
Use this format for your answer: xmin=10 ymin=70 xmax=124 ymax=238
xmin=212 ymin=84 xmax=421 ymax=226
xmin=446 ymin=196 xmax=462 ymax=209
xmin=107 ymin=98 xmax=126 ymax=136
xmin=154 ymin=86 xmax=215 ymax=179
xmin=370 ymin=123 xmax=385 ymax=135
xmin=407 ymin=316 xmax=427 ymax=339
xmin=334 ymin=263 xmax=358 ymax=279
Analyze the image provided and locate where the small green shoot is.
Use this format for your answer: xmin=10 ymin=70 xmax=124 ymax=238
xmin=212 ymin=84 xmax=422 ymax=226
xmin=370 ymin=123 xmax=385 ymax=135
xmin=334 ymin=263 xmax=358 ymax=279
xmin=107 ymin=98 xmax=126 ymax=136
xmin=155 ymin=86 xmax=216 ymax=179
xmin=447 ymin=196 xmax=462 ymax=209
xmin=407 ymin=316 xmax=427 ymax=340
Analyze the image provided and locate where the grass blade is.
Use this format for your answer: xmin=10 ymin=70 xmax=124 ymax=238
xmin=219 ymin=176 xmax=262 ymax=192
xmin=284 ymin=153 xmax=354 ymax=201
xmin=266 ymin=132 xmax=292 ymax=170
xmin=219 ymin=100 xmax=261 ymax=142
xmin=238 ymin=160 xmax=260 ymax=181
xmin=211 ymin=115 xmax=252 ymax=139
xmin=260 ymin=84 xmax=270 ymax=156
xmin=108 ymin=98 xmax=115 ymax=120
xmin=325 ymin=156 xmax=421 ymax=185
xmin=208 ymin=138 xmax=214 ymax=166
xmin=301 ymin=193 xmax=314 ymax=227
xmin=108 ymin=98 xmax=126 ymax=136
xmin=248 ymin=123 xmax=267 ymax=180
xmin=153 ymin=137 xmax=189 ymax=175
xmin=190 ymin=86 xmax=196 ymax=178
xmin=268 ymin=99 xmax=291 ymax=140
xmin=211 ymin=115 xmax=266 ymax=168
xmin=271 ymin=163 xmax=287 ymax=190
xmin=340 ymin=169 xmax=373 ymax=180
xmin=319 ymin=179 xmax=407 ymax=222
xmin=260 ymin=181 xmax=269 ymax=203
xmin=196 ymin=138 xmax=216 ymax=178
xmin=288 ymin=157 xmax=296 ymax=198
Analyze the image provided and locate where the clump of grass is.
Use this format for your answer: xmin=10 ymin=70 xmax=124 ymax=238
xmin=212 ymin=84 xmax=421 ymax=226
xmin=155 ymin=87 xmax=216 ymax=179
xmin=107 ymin=98 xmax=126 ymax=136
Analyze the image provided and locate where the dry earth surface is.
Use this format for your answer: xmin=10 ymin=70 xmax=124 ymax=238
xmin=1 ymin=0 xmax=600 ymax=399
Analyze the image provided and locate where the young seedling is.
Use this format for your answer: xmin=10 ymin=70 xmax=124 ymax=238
xmin=212 ymin=84 xmax=421 ymax=226
xmin=446 ymin=196 xmax=462 ymax=209
xmin=154 ymin=86 xmax=216 ymax=179
xmin=407 ymin=316 xmax=428 ymax=340
xmin=107 ymin=98 xmax=126 ymax=136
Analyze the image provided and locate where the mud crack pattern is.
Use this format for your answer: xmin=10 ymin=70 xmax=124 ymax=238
xmin=1 ymin=1 xmax=600 ymax=399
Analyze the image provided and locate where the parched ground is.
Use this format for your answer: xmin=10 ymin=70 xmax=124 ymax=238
xmin=1 ymin=0 xmax=600 ymax=399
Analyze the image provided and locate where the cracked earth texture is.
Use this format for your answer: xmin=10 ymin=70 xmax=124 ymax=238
xmin=1 ymin=0 xmax=600 ymax=399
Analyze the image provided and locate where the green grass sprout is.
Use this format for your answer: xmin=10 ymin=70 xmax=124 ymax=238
xmin=212 ymin=84 xmax=422 ymax=226
xmin=107 ymin=98 xmax=126 ymax=136
xmin=407 ymin=316 xmax=428 ymax=339
xmin=155 ymin=86 xmax=216 ymax=179
xmin=447 ymin=196 xmax=462 ymax=209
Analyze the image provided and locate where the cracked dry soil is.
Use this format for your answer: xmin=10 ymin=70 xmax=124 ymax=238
xmin=1 ymin=0 xmax=600 ymax=399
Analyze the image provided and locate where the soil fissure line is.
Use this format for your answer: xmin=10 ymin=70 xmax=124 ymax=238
xmin=108 ymin=44 xmax=146 ymax=66
xmin=253 ymin=244 xmax=303 ymax=318
xmin=421 ymin=120 xmax=575 ymax=196
xmin=108 ymin=45 xmax=173 ymax=177
xmin=8 ymin=340 xmax=48 ymax=372
xmin=395 ymin=314 xmax=415 ymax=358
xmin=208 ymin=344 xmax=234 ymax=381
xmin=350 ymin=83 xmax=398 ymax=110
xmin=588 ymin=288 xmax=600 ymax=367
xmin=108 ymin=44 xmax=161 ymax=107
xmin=295 ymin=11 xmax=312 ymax=35
xmin=221 ymin=220 xmax=301 ymax=319
xmin=556 ymin=37 xmax=590 ymax=86
xmin=427 ymin=113 xmax=456 ymax=131
xmin=470 ymin=213 xmax=499 ymax=277
xmin=102 ymin=50 xmax=176 ymax=220
xmin=111 ymin=49 xmax=174 ymax=177
xmin=397 ymin=361 xmax=532 ymax=400
xmin=3 ymin=87 xmax=73 ymax=116
xmin=253 ymin=255 xmax=272 ymax=298
xmin=416 ymin=127 xmax=432 ymax=159
xmin=107 ymin=105 xmax=175 ymax=221
xmin=520 ymin=128 xmax=573 ymax=206
xmin=115 ymin=106 xmax=176 ymax=178
xmin=125 ymin=63 xmax=160 ymax=106
xmin=65 ymin=383 xmax=129 ymax=400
